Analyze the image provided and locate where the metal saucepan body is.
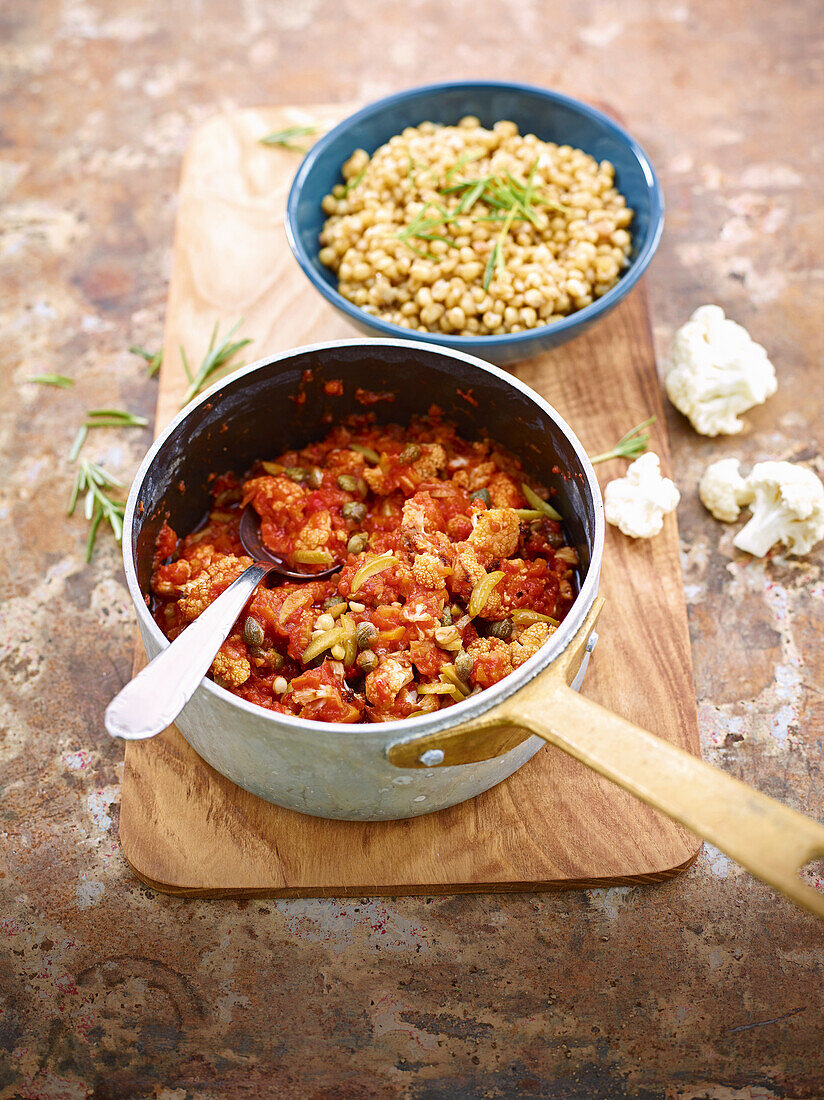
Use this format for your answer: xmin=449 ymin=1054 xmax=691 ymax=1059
xmin=123 ymin=339 xmax=604 ymax=821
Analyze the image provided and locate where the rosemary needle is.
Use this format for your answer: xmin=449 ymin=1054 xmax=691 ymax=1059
xmin=179 ymin=318 xmax=252 ymax=407
xmin=130 ymin=345 xmax=163 ymax=377
xmin=83 ymin=409 xmax=149 ymax=430
xmin=259 ymin=124 xmax=319 ymax=152
xmin=590 ymin=417 xmax=657 ymax=464
xmin=28 ymin=374 xmax=74 ymax=388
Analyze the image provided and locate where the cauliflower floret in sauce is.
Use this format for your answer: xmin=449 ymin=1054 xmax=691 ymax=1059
xmin=468 ymin=507 xmax=521 ymax=559
xmin=413 ymin=443 xmax=447 ymax=481
xmin=212 ymin=643 xmax=251 ymax=688
xmin=510 ymin=622 xmax=552 ymax=667
xmin=412 ymin=552 xmax=449 ymax=589
xmin=177 ymin=555 xmax=251 ymax=621
xmin=467 ymin=637 xmax=513 ymax=687
xmin=294 ymin=509 xmax=334 ymax=552
xmin=488 ymin=472 xmax=525 ymax=508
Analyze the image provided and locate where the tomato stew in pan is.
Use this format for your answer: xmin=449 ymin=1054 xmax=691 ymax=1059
xmin=151 ymin=410 xmax=577 ymax=723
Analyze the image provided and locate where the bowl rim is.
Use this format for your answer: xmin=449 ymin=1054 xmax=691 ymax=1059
xmin=124 ymin=337 xmax=605 ymax=740
xmin=285 ymin=79 xmax=664 ymax=353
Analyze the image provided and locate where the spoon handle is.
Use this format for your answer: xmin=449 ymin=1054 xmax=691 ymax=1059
xmin=105 ymin=563 xmax=272 ymax=741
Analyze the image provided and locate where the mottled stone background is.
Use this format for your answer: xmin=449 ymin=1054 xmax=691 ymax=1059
xmin=1 ymin=1 xmax=823 ymax=1097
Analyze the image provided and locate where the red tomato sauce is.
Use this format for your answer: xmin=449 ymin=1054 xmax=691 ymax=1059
xmin=151 ymin=413 xmax=578 ymax=724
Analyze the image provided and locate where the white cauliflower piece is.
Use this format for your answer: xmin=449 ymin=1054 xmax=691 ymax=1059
xmin=468 ymin=507 xmax=520 ymax=559
xmin=699 ymin=458 xmax=754 ymax=522
xmin=664 ymin=305 xmax=777 ymax=436
xmin=733 ymin=461 xmax=824 ymax=557
xmin=604 ymin=453 xmax=681 ymax=539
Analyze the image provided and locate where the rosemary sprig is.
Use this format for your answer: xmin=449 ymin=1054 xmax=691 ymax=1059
xmin=590 ymin=417 xmax=657 ymax=464
xmin=179 ymin=318 xmax=252 ymax=407
xmin=28 ymin=374 xmax=74 ymax=388
xmin=454 ymin=177 xmax=489 ymax=215
xmin=84 ymin=409 xmax=149 ymax=428
xmin=259 ymin=124 xmax=318 ymax=151
xmin=440 ymin=164 xmax=570 ymax=223
xmin=69 ymin=426 xmax=88 ymax=462
xmin=130 ymin=344 xmax=163 ymax=377
xmin=67 ymin=460 xmax=126 ymax=562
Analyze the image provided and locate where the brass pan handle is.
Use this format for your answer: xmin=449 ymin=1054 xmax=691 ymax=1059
xmin=388 ymin=600 xmax=824 ymax=920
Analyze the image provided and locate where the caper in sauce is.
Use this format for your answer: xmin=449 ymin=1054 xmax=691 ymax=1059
xmin=487 ymin=618 xmax=513 ymax=641
xmin=356 ymin=621 xmax=378 ymax=650
xmin=357 ymin=649 xmax=379 ymax=673
xmin=342 ymin=501 xmax=367 ymax=523
xmin=243 ymin=617 xmax=265 ymax=647
xmin=347 ymin=532 xmax=369 ymax=554
xmin=454 ymin=650 xmax=474 ymax=681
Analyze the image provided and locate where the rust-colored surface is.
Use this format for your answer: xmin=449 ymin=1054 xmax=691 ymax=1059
xmin=1 ymin=2 xmax=822 ymax=1097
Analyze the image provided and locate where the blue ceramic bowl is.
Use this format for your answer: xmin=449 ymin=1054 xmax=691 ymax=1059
xmin=286 ymin=81 xmax=664 ymax=366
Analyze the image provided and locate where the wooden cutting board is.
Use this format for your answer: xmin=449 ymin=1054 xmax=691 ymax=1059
xmin=119 ymin=106 xmax=700 ymax=896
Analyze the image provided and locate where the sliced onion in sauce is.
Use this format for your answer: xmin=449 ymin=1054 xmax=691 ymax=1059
xmin=350 ymin=550 xmax=397 ymax=593
xmin=468 ymin=570 xmax=505 ymax=617
xmin=520 ymin=483 xmax=563 ymax=521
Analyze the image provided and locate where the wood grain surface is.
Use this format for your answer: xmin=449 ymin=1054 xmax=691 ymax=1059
xmin=119 ymin=107 xmax=701 ymax=896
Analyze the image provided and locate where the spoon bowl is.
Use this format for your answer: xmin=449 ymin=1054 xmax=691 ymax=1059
xmin=105 ymin=506 xmax=340 ymax=741
xmin=238 ymin=505 xmax=340 ymax=581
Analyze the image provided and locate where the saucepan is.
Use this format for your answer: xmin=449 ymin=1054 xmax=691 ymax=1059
xmin=121 ymin=339 xmax=824 ymax=918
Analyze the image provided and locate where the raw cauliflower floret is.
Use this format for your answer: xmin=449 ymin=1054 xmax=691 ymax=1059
xmin=733 ymin=461 xmax=824 ymax=557
xmin=664 ymin=305 xmax=777 ymax=436
xmin=468 ymin=507 xmax=520 ymax=559
xmin=604 ymin=452 xmax=681 ymax=539
xmin=699 ymin=458 xmax=754 ymax=522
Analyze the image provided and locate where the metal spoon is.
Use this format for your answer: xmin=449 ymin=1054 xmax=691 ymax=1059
xmin=105 ymin=506 xmax=339 ymax=740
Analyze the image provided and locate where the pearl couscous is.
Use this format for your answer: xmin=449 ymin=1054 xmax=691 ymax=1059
xmin=318 ymin=117 xmax=634 ymax=337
